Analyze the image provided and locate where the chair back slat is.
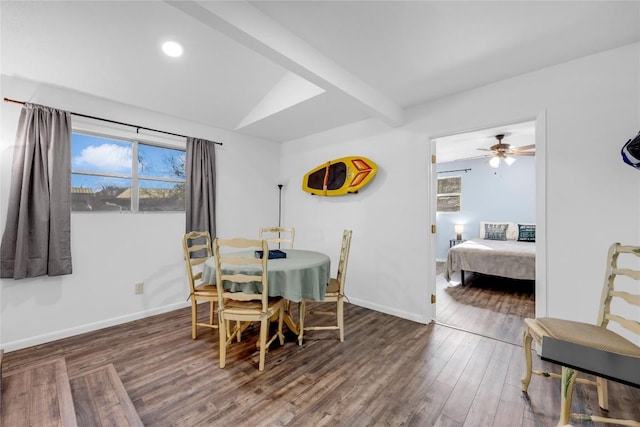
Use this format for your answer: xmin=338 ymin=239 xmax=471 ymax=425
xmin=618 ymin=245 xmax=640 ymax=255
xmin=597 ymin=242 xmax=640 ymax=338
xmin=609 ymin=290 xmax=640 ymax=306
xmin=605 ymin=314 xmax=640 ymax=335
xmin=220 ymin=273 xmax=263 ymax=283
xmin=188 ymin=243 xmax=209 ymax=254
xmin=613 ymin=268 xmax=640 ymax=280
xmin=220 ymin=256 xmax=262 ymax=266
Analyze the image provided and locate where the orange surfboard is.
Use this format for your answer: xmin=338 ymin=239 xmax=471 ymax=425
xmin=302 ymin=156 xmax=378 ymax=196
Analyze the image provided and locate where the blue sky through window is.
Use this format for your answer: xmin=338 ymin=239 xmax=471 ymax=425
xmin=71 ymin=133 xmax=185 ymax=191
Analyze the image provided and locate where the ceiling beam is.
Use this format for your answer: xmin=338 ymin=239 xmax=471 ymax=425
xmin=166 ymin=0 xmax=403 ymax=127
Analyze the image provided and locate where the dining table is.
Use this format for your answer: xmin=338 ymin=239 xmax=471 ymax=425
xmin=201 ymin=249 xmax=331 ymax=340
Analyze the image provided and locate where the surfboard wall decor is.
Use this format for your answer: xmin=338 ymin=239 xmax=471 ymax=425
xmin=302 ymin=156 xmax=378 ymax=196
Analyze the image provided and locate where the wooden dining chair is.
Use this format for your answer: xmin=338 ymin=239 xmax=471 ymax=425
xmin=298 ymin=229 xmax=352 ymax=345
xmin=259 ymin=226 xmax=295 ymax=249
xmin=213 ymin=237 xmax=285 ymax=371
xmin=521 ymin=242 xmax=640 ymax=426
xmin=182 ymin=231 xmax=219 ymax=340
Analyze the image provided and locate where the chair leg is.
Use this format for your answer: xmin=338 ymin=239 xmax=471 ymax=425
xmin=219 ymin=313 xmax=227 ymax=368
xmin=558 ymin=367 xmax=577 ymax=426
xmin=278 ymin=306 xmax=285 ymax=345
xmin=209 ymin=301 xmax=215 ymax=326
xmin=298 ymin=300 xmax=306 ymax=346
xmin=258 ymin=317 xmax=268 ymax=371
xmin=522 ymin=327 xmax=534 ymax=392
xmin=596 ymin=377 xmax=609 ymax=411
xmin=191 ymin=298 xmax=198 ymax=340
xmin=337 ymin=297 xmax=344 ymax=342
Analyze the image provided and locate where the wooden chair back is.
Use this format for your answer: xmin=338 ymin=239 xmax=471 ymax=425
xmin=259 ymin=226 xmax=295 ymax=249
xmin=182 ymin=231 xmax=218 ymax=339
xmin=335 ymin=229 xmax=353 ymax=296
xmin=213 ymin=238 xmax=269 ymax=311
xmin=182 ymin=231 xmax=213 ymax=293
xmin=597 ymin=243 xmax=640 ymax=336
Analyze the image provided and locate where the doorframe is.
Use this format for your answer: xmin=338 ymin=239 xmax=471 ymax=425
xmin=427 ymin=110 xmax=547 ymax=320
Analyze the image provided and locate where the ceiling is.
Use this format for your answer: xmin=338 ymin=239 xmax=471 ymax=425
xmin=435 ymin=120 xmax=536 ymax=163
xmin=2 ymin=1 xmax=638 ymax=144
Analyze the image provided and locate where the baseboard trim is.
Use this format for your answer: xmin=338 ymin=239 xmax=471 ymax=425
xmin=1 ymin=301 xmax=190 ymax=352
xmin=347 ymin=297 xmax=432 ymax=325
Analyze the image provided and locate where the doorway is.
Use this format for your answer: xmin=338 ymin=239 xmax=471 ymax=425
xmin=430 ymin=118 xmax=544 ymax=345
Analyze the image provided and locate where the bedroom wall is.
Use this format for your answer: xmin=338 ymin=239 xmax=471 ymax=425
xmin=435 ymin=156 xmax=536 ymax=260
xmin=280 ymin=42 xmax=640 ymax=341
xmin=0 ymin=75 xmax=282 ymax=351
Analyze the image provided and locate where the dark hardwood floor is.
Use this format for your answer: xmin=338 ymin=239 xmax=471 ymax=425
xmin=2 ymin=297 xmax=639 ymax=426
xmin=435 ymin=267 xmax=535 ymax=346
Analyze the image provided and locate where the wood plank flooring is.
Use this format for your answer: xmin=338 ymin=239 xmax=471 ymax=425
xmin=1 ymin=357 xmax=78 ymax=426
xmin=2 ymin=300 xmax=639 ymax=426
xmin=69 ymin=363 xmax=143 ymax=427
xmin=436 ymin=267 xmax=535 ymax=345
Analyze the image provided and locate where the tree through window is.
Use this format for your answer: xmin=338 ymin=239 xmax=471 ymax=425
xmin=71 ymin=132 xmax=185 ymax=212
xmin=437 ymin=176 xmax=461 ymax=213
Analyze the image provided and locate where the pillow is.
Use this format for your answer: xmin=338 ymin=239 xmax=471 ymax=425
xmin=484 ymin=223 xmax=508 ymax=240
xmin=505 ymin=223 xmax=518 ymax=240
xmin=518 ymin=224 xmax=536 ymax=242
xmin=480 ymin=221 xmax=516 ymax=239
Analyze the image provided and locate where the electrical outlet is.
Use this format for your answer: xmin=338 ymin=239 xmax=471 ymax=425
xmin=134 ymin=282 xmax=144 ymax=295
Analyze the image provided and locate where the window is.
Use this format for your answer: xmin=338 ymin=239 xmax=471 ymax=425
xmin=71 ymin=132 xmax=185 ymax=212
xmin=437 ymin=176 xmax=461 ymax=213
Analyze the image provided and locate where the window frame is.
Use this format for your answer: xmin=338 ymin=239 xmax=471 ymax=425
xmin=71 ymin=120 xmax=187 ymax=213
xmin=436 ymin=175 xmax=462 ymax=213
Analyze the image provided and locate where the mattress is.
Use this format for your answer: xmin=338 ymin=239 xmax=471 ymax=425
xmin=444 ymin=237 xmax=535 ymax=282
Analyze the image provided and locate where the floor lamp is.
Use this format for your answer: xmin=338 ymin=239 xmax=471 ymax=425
xmin=277 ymin=184 xmax=283 ymax=248
xmin=277 ymin=184 xmax=283 ymax=227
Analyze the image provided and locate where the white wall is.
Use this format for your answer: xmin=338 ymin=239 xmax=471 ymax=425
xmin=0 ymin=75 xmax=281 ymax=351
xmin=281 ymin=43 xmax=640 ymax=338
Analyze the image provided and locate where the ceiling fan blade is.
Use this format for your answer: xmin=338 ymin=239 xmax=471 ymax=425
xmin=513 ymin=144 xmax=536 ymax=151
xmin=513 ymin=152 xmax=536 ymax=156
xmin=476 ymin=148 xmax=494 ymax=152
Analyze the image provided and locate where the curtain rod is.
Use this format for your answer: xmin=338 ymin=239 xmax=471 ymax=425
xmin=438 ymin=168 xmax=472 ymax=174
xmin=3 ymin=97 xmax=223 ymax=146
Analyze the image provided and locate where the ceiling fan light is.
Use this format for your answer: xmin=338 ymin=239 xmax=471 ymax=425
xmin=504 ymin=156 xmax=516 ymax=166
xmin=489 ymin=156 xmax=500 ymax=168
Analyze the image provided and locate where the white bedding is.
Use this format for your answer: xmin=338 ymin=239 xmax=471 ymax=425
xmin=444 ymin=237 xmax=535 ymax=282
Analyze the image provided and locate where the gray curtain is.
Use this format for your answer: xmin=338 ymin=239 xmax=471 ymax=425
xmin=185 ymin=137 xmax=216 ymax=238
xmin=0 ymin=103 xmax=72 ymax=278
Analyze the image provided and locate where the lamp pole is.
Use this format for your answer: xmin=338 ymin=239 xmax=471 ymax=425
xmin=277 ymin=184 xmax=283 ymax=227
xmin=277 ymin=184 xmax=283 ymax=249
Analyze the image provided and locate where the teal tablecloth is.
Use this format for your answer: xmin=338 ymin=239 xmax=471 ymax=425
xmin=202 ymin=249 xmax=331 ymax=302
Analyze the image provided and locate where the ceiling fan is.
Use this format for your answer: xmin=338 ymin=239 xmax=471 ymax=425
xmin=478 ymin=134 xmax=535 ymax=168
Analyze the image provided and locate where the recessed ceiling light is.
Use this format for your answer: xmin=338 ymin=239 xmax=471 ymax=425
xmin=162 ymin=41 xmax=183 ymax=58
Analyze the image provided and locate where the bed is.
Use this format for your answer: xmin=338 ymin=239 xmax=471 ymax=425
xmin=444 ymin=222 xmax=536 ymax=284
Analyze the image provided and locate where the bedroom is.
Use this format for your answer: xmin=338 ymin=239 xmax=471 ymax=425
xmin=434 ymin=121 xmax=536 ymax=343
